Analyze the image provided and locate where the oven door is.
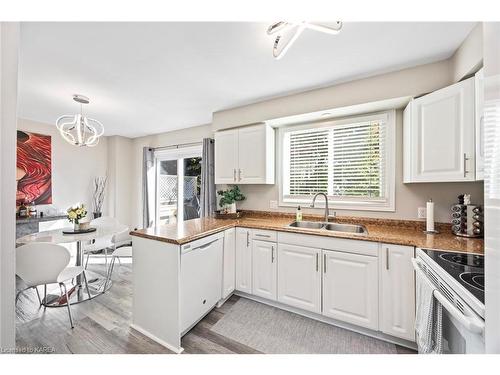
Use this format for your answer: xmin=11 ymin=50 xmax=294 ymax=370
xmin=413 ymin=257 xmax=485 ymax=354
xmin=440 ymin=298 xmax=485 ymax=354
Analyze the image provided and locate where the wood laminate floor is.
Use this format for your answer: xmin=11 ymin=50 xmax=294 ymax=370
xmin=15 ymin=261 xmax=415 ymax=354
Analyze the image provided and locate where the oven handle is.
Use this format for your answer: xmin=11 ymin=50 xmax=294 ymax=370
xmin=412 ymin=258 xmax=485 ymax=335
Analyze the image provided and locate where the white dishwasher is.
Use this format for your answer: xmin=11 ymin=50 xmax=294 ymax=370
xmin=180 ymin=233 xmax=223 ymax=334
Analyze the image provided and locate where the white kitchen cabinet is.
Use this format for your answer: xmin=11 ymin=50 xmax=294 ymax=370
xmin=403 ymin=77 xmax=475 ymax=183
xmin=252 ymin=239 xmax=277 ymax=300
xmin=322 ymin=250 xmax=379 ymax=330
xmin=235 ymin=228 xmax=252 ymax=293
xmin=214 ymin=123 xmax=274 ymax=184
xmin=379 ymin=244 xmax=416 ymax=341
xmin=222 ymin=228 xmax=236 ymax=299
xmin=277 ymin=243 xmax=321 ymax=314
xmin=475 ymin=68 xmax=484 ymax=180
xmin=214 ymin=128 xmax=239 ymax=184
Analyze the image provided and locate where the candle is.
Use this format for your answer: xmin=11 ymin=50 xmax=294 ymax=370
xmin=426 ymin=199 xmax=435 ymax=232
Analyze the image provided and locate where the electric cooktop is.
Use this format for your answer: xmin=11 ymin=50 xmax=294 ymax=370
xmin=420 ymin=249 xmax=484 ymax=303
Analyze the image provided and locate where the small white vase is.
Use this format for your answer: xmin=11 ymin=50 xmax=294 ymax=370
xmin=73 ymin=222 xmax=80 ymax=231
xmin=228 ymin=203 xmax=237 ymax=214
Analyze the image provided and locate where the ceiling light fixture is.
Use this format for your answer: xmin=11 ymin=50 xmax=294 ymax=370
xmin=267 ymin=21 xmax=343 ymax=60
xmin=56 ymin=94 xmax=104 ymax=147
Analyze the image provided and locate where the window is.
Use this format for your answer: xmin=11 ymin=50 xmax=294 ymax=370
xmin=279 ymin=111 xmax=395 ymax=211
xmin=154 ymin=145 xmax=202 ymax=225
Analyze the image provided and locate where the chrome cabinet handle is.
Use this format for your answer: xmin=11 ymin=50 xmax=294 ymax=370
xmin=323 ymin=253 xmax=327 ymax=273
xmin=386 ymin=248 xmax=389 ymax=270
xmin=238 ymin=169 xmax=242 ymax=181
xmin=233 ymin=168 xmax=237 ymax=182
xmin=255 ymin=233 xmax=270 ymax=238
xmin=316 ymin=253 xmax=319 ymax=272
xmin=271 ymin=246 xmax=275 ymax=263
xmin=464 ymin=153 xmax=469 ymax=177
xmin=246 ymin=231 xmax=250 ymax=247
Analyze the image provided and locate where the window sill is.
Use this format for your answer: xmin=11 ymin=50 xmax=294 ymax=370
xmin=279 ymin=200 xmax=395 ymax=212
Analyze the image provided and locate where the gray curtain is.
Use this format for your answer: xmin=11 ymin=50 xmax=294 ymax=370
xmin=142 ymin=147 xmax=155 ymax=228
xmin=200 ymin=138 xmax=216 ymax=217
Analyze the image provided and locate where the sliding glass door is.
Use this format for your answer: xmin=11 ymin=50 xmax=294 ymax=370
xmin=155 ymin=145 xmax=202 ymax=225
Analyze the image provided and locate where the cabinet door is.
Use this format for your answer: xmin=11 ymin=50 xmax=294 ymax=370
xmin=252 ymin=240 xmax=277 ymax=300
xmin=406 ymin=77 xmax=475 ymax=182
xmin=475 ymin=68 xmax=484 ymax=180
xmin=380 ymin=244 xmax=416 ymax=341
xmin=214 ymin=129 xmax=238 ymax=184
xmin=277 ymin=244 xmax=321 ymax=313
xmin=237 ymin=124 xmax=274 ymax=184
xmin=222 ymin=228 xmax=236 ymax=299
xmin=235 ymin=228 xmax=252 ymax=293
xmin=322 ymin=250 xmax=379 ymax=330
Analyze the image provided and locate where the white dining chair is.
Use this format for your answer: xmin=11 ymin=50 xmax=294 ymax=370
xmin=83 ymin=216 xmax=130 ymax=272
xmin=16 ymin=242 xmax=91 ymax=328
xmin=103 ymin=245 xmax=132 ymax=290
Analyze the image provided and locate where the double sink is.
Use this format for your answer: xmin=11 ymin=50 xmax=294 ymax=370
xmin=287 ymin=221 xmax=368 ymax=235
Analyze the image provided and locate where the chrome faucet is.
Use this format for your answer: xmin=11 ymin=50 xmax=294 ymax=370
xmin=310 ymin=193 xmax=335 ymax=222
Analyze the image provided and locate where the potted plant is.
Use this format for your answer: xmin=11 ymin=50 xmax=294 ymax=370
xmin=217 ymin=185 xmax=245 ymax=214
xmin=67 ymin=203 xmax=87 ymax=230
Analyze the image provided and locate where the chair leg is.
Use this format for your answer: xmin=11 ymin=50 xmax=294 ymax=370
xmin=85 ymin=252 xmax=90 ymax=269
xmin=103 ymin=256 xmax=115 ymax=292
xmin=43 ymin=285 xmax=47 ymax=308
xmin=82 ymin=271 xmax=92 ymax=299
xmin=104 ymin=247 xmax=109 ymax=274
xmin=34 ymin=287 xmax=42 ymax=306
xmin=60 ymin=283 xmax=74 ymax=329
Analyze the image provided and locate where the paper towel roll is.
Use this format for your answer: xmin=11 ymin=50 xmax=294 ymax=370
xmin=426 ymin=200 xmax=435 ymax=232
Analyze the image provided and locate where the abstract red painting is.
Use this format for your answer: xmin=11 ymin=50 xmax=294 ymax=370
xmin=16 ymin=130 xmax=52 ymax=205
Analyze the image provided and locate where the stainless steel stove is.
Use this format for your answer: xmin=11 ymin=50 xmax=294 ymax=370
xmin=415 ymin=248 xmax=485 ymax=353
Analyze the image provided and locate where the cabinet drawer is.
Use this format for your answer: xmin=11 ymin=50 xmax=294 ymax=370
xmin=278 ymin=232 xmax=378 ymax=257
xmin=251 ymin=229 xmax=277 ymax=242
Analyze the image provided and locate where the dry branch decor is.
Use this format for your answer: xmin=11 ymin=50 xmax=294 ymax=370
xmin=92 ymin=176 xmax=107 ymax=219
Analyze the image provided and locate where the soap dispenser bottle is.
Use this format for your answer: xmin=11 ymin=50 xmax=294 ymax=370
xmin=296 ymin=205 xmax=302 ymax=222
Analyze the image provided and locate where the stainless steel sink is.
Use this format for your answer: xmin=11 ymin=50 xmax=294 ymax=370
xmin=287 ymin=221 xmax=368 ymax=235
xmin=323 ymin=222 xmax=367 ymax=234
xmin=288 ymin=221 xmax=325 ymax=229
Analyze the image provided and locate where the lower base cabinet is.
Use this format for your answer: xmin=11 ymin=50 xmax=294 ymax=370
xmin=322 ymin=249 xmax=379 ymax=330
xmin=222 ymin=228 xmax=236 ymax=299
xmin=277 ymin=243 xmax=321 ymax=314
xmin=252 ymin=239 xmax=277 ymax=300
xmin=379 ymin=243 xmax=416 ymax=341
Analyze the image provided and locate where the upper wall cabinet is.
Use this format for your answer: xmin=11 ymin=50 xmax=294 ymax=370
xmin=215 ymin=123 xmax=275 ymax=184
xmin=403 ymin=77 xmax=476 ymax=183
xmin=475 ymin=68 xmax=484 ymax=181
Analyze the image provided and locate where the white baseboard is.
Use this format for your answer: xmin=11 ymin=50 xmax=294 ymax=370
xmin=130 ymin=324 xmax=184 ymax=354
xmin=234 ymin=291 xmax=417 ymax=351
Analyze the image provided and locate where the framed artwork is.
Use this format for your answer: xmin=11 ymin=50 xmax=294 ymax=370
xmin=16 ymin=130 xmax=52 ymax=205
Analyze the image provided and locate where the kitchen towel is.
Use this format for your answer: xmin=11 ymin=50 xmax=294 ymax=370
xmin=413 ymin=258 xmax=443 ymax=354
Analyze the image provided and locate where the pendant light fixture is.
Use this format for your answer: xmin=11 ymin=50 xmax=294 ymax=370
xmin=56 ymin=94 xmax=104 ymax=147
xmin=267 ymin=21 xmax=343 ymax=60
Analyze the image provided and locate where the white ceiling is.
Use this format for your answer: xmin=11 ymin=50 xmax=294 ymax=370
xmin=19 ymin=22 xmax=476 ymax=138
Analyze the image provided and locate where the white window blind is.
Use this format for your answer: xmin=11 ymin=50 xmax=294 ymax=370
xmin=281 ymin=111 xmax=395 ymax=211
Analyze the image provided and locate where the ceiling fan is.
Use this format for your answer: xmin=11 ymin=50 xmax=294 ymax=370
xmin=267 ymin=21 xmax=343 ymax=60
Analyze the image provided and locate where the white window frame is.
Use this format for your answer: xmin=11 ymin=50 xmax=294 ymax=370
xmin=153 ymin=145 xmax=202 ymax=225
xmin=278 ymin=110 xmax=396 ymax=212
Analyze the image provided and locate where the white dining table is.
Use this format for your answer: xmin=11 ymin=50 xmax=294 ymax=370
xmin=16 ymin=224 xmax=125 ymax=306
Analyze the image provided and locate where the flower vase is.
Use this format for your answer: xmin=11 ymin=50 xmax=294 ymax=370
xmin=73 ymin=222 xmax=80 ymax=231
xmin=228 ymin=203 xmax=237 ymax=214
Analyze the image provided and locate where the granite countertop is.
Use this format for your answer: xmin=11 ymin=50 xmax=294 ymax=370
xmin=130 ymin=211 xmax=484 ymax=254
xmin=16 ymin=215 xmax=67 ymax=224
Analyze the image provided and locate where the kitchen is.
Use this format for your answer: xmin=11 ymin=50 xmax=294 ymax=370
xmin=1 ymin=8 xmax=499 ymax=371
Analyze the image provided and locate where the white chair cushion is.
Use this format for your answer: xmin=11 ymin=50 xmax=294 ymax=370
xmin=113 ymin=246 xmax=132 ymax=258
xmin=57 ymin=266 xmax=85 ymax=283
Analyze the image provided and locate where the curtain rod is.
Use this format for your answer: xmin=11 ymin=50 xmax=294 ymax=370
xmin=151 ymin=140 xmax=208 ymax=152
